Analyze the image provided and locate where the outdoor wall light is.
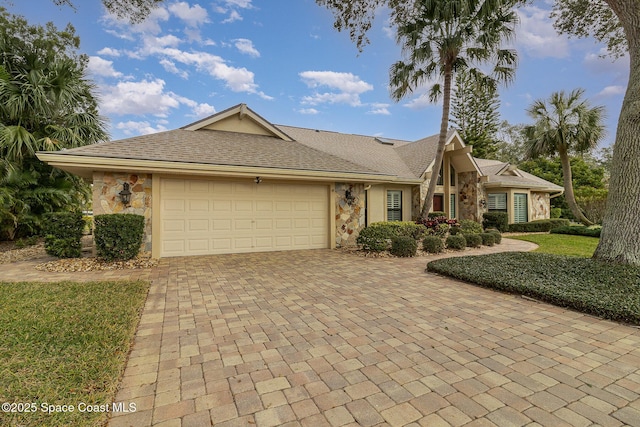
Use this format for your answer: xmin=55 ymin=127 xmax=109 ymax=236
xmin=345 ymin=188 xmax=356 ymax=206
xmin=480 ymin=198 xmax=487 ymax=209
xmin=119 ymin=182 xmax=132 ymax=206
xmin=254 ymin=176 xmax=263 ymax=184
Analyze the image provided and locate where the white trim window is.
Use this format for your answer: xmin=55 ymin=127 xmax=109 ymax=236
xmin=387 ymin=190 xmax=402 ymax=221
xmin=488 ymin=193 xmax=507 ymax=212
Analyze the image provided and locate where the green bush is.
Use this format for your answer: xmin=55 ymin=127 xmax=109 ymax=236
xmin=14 ymin=236 xmax=39 ymax=249
xmin=449 ymin=224 xmax=461 ymax=235
xmin=427 ymin=253 xmax=640 ymax=325
xmin=422 ymin=236 xmax=444 ymax=254
xmin=480 ymin=232 xmax=496 ymax=246
xmin=550 ymin=225 xmax=601 ymax=238
xmin=508 ymin=219 xmax=570 ymax=233
xmin=390 ymin=236 xmax=418 ymax=257
xmin=550 ymin=208 xmax=562 ymax=219
xmin=460 ymin=219 xmax=483 ymax=234
xmin=488 ymin=230 xmax=502 ymax=244
xmin=464 ymin=233 xmax=482 ymax=248
xmin=428 ymin=211 xmax=447 ymax=219
xmin=43 ymin=212 xmax=85 ymax=258
xmin=482 ymin=212 xmax=509 ymax=232
xmin=94 ymin=214 xmax=145 ymax=261
xmin=357 ymin=222 xmax=427 ymax=252
xmin=446 ymin=234 xmax=466 ymax=250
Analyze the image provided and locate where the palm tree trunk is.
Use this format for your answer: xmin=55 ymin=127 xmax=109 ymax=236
xmin=594 ymin=0 xmax=640 ymax=264
xmin=420 ymin=64 xmax=452 ymax=219
xmin=559 ymin=148 xmax=593 ymax=226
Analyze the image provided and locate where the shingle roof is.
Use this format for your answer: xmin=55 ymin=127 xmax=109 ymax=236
xmin=52 ymin=128 xmax=385 ymax=176
xmin=474 ymin=158 xmax=564 ymax=191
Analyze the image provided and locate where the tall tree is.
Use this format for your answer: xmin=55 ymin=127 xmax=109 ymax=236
xmin=0 ymin=8 xmax=108 ymax=239
xmin=523 ymin=89 xmax=605 ymax=226
xmin=450 ymin=68 xmax=501 ymax=158
xmin=389 ymin=0 xmax=518 ymax=219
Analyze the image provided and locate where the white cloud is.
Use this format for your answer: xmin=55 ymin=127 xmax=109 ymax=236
xmin=159 ymin=59 xmax=189 ymax=78
xmin=168 ymin=2 xmax=209 ymax=27
xmin=299 ymin=71 xmax=373 ymax=106
xmin=298 ymin=108 xmax=319 ymax=115
xmin=87 ymin=56 xmax=123 ymax=78
xmin=234 ymin=38 xmax=260 ymax=57
xmin=216 ymin=0 xmax=252 ymax=23
xmin=97 ymin=47 xmax=121 ymax=57
xmin=516 ymin=5 xmax=570 ymax=58
xmin=225 ymin=0 xmax=252 ymax=7
xmin=115 ymin=120 xmax=168 ymax=136
xmin=222 ymin=10 xmax=242 ymax=23
xmin=368 ymin=103 xmax=391 ymax=115
xmin=403 ymin=93 xmax=433 ymax=110
xmin=100 ymin=78 xmax=181 ymax=116
xmin=596 ymin=85 xmax=625 ymax=98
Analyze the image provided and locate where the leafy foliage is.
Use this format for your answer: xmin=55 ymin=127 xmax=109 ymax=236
xmin=94 ymin=214 xmax=145 ymax=261
xmin=390 ymin=236 xmax=418 ymax=257
xmin=488 ymin=230 xmax=502 ymax=244
xmin=43 ymin=211 xmax=84 ymax=258
xmin=0 ymin=8 xmax=107 ymax=240
xmin=445 ymin=234 xmax=466 ymax=250
xmin=422 ymin=236 xmax=444 ymax=253
xmin=450 ymin=68 xmax=501 ymax=158
xmin=52 ymin=0 xmax=165 ymax=23
xmin=550 ymin=225 xmax=601 ymax=238
xmin=459 ymin=219 xmax=483 ymax=234
xmin=508 ymin=219 xmax=570 ymax=233
xmin=480 ymin=232 xmax=496 ymax=246
xmin=464 ymin=233 xmax=482 ymax=248
xmin=356 ymin=221 xmax=427 ymax=252
xmin=427 ymin=252 xmax=640 ymax=324
xmin=482 ymin=212 xmax=509 ymax=232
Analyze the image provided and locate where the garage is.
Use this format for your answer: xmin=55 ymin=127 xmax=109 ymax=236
xmin=159 ymin=178 xmax=330 ymax=256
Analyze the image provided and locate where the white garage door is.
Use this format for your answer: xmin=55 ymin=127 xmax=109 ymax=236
xmin=160 ymin=178 xmax=329 ymax=256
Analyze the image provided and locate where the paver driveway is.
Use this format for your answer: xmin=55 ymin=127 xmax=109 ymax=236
xmin=109 ymin=248 xmax=640 ymax=427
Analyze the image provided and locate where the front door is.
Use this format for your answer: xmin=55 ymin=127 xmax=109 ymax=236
xmin=433 ymin=194 xmax=444 ymax=212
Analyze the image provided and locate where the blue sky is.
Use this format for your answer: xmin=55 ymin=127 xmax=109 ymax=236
xmin=6 ymin=0 xmax=629 ymax=148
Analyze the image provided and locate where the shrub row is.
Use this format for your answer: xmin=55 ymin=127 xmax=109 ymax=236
xmin=356 ymin=221 xmax=427 ymax=252
xmin=427 ymin=252 xmax=640 ymax=325
xmin=550 ymin=225 xmax=601 ymax=238
xmin=94 ymin=214 xmax=145 ymax=261
xmin=482 ymin=212 xmax=508 ymax=232
xmin=507 ymin=218 xmax=570 ymax=233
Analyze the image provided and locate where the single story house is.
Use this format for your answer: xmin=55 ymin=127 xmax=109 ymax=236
xmin=37 ymin=103 xmax=563 ymax=258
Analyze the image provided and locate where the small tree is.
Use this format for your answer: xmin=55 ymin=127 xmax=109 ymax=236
xmin=523 ymin=89 xmax=605 ymax=226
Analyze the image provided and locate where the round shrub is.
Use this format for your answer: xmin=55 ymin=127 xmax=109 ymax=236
xmin=446 ymin=234 xmax=466 ymax=250
xmin=449 ymin=224 xmax=461 ymax=235
xmin=482 ymin=212 xmax=509 ymax=232
xmin=480 ymin=232 xmax=496 ymax=246
xmin=94 ymin=214 xmax=145 ymax=261
xmin=356 ymin=225 xmax=391 ymax=252
xmin=464 ymin=233 xmax=482 ymax=248
xmin=390 ymin=236 xmax=417 ymax=257
xmin=460 ymin=219 xmax=483 ymax=234
xmin=489 ymin=230 xmax=502 ymax=244
xmin=422 ymin=236 xmax=444 ymax=254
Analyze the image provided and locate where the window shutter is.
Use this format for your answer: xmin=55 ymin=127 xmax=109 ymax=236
xmin=387 ymin=191 xmax=402 ymax=221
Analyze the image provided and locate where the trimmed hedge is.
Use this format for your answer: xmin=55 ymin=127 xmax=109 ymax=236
xmin=482 ymin=212 xmax=508 ymax=232
xmin=422 ymin=236 xmax=444 ymax=254
xmin=43 ymin=212 xmax=85 ymax=258
xmin=390 ymin=236 xmax=418 ymax=257
xmin=550 ymin=225 xmax=601 ymax=238
xmin=356 ymin=221 xmax=427 ymax=252
xmin=94 ymin=214 xmax=145 ymax=261
xmin=460 ymin=219 xmax=483 ymax=234
xmin=428 ymin=211 xmax=447 ymax=219
xmin=464 ymin=233 xmax=482 ymax=248
xmin=488 ymin=230 xmax=502 ymax=244
xmin=507 ymin=219 xmax=570 ymax=233
xmin=480 ymin=232 xmax=496 ymax=246
xmin=446 ymin=234 xmax=466 ymax=250
xmin=427 ymin=252 xmax=640 ymax=325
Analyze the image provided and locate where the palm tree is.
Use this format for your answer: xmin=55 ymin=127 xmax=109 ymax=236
xmin=0 ymin=10 xmax=107 ymax=239
xmin=523 ymin=89 xmax=605 ymax=226
xmin=389 ymin=0 xmax=519 ymax=219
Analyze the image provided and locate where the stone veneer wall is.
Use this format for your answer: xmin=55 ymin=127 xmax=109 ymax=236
xmin=93 ymin=172 xmax=152 ymax=256
xmin=458 ymin=171 xmax=481 ymax=221
xmin=531 ymin=192 xmax=550 ymax=221
xmin=335 ymin=183 xmax=365 ymax=247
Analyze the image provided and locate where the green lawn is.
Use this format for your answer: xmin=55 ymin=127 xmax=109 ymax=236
xmin=0 ymin=281 xmax=149 ymax=427
xmin=509 ymin=233 xmax=599 ymax=258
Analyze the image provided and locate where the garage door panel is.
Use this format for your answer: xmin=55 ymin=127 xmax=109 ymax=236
xmin=160 ymin=178 xmax=329 ymax=256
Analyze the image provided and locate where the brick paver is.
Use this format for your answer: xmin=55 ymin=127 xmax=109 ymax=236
xmin=5 ymin=239 xmax=638 ymax=427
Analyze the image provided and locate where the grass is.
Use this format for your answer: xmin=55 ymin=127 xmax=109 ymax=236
xmin=428 ymin=252 xmax=640 ymax=325
xmin=509 ymin=233 xmax=599 ymax=258
xmin=0 ymin=281 xmax=149 ymax=427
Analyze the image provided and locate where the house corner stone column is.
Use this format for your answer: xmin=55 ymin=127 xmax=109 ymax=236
xmin=335 ymin=183 xmax=365 ymax=247
xmin=92 ymin=172 xmax=153 ymax=256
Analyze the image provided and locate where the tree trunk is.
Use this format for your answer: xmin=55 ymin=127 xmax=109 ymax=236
xmin=420 ymin=64 xmax=452 ymax=219
xmin=559 ymin=148 xmax=593 ymax=225
xmin=593 ymin=0 xmax=640 ymax=264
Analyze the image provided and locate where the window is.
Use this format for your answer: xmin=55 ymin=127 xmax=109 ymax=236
xmin=433 ymin=194 xmax=444 ymax=212
xmin=436 ymin=163 xmax=443 ymax=185
xmin=450 ymin=165 xmax=456 ymax=186
xmin=514 ymin=193 xmax=528 ymax=223
xmin=450 ymin=194 xmax=456 ymax=218
xmin=387 ymin=190 xmax=402 ymax=221
xmin=488 ymin=193 xmax=507 ymax=212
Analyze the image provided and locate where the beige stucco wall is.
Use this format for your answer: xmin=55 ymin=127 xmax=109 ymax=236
xmin=93 ymin=172 xmax=152 ymax=255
